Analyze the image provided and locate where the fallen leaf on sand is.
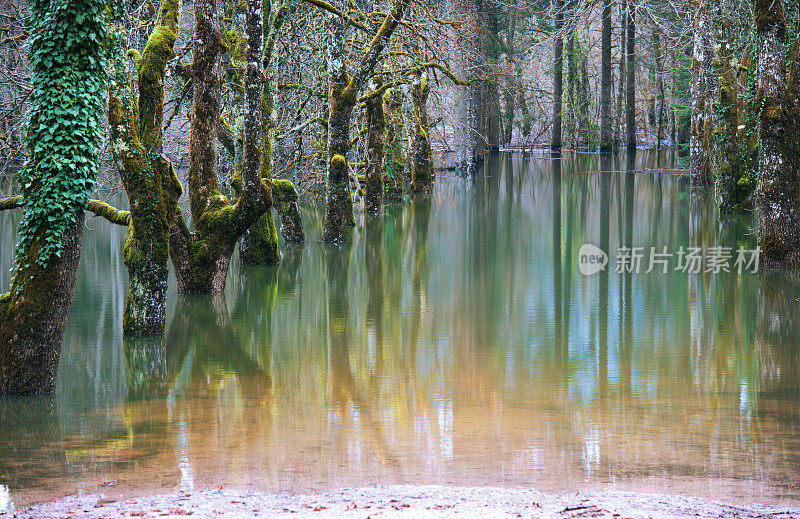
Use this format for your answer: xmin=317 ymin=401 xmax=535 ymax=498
xmin=169 ymin=506 xmax=191 ymax=515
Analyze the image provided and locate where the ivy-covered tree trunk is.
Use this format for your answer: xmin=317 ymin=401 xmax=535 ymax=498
xmin=383 ymin=87 xmax=406 ymax=201
xmin=108 ymin=0 xmax=182 ymax=336
xmin=551 ymin=0 xmax=564 ymax=152
xmin=0 ymin=219 xmax=84 ymax=394
xmin=754 ymin=0 xmax=800 ymax=267
xmin=170 ymin=0 xmax=272 ymax=292
xmin=411 ymin=72 xmax=434 ymax=193
xmin=365 ymin=79 xmax=385 ymax=213
xmin=0 ymin=0 xmax=106 ymax=394
xmin=690 ymin=0 xmax=717 ymax=189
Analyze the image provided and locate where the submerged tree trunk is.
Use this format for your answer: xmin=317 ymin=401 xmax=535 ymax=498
xmin=503 ymin=6 xmax=518 ymax=149
xmin=108 ymin=0 xmax=183 ymax=335
xmin=715 ymin=20 xmax=748 ymax=213
xmin=600 ymin=0 xmax=613 ymax=152
xmin=484 ymin=1 xmax=501 ymax=153
xmin=454 ymin=0 xmax=486 ymax=172
xmin=365 ymin=79 xmax=385 ymax=213
xmin=383 ymin=88 xmax=406 ymax=201
xmin=551 ymin=0 xmax=564 ymax=152
xmin=566 ymin=30 xmax=577 ymax=147
xmin=576 ymin=26 xmax=590 ymax=148
xmin=0 ymin=0 xmax=106 ymax=394
xmin=239 ymin=0 xmax=286 ymax=264
xmin=170 ymin=0 xmax=272 ymax=292
xmin=322 ymin=71 xmax=356 ymax=242
xmin=754 ymin=0 xmax=800 ymax=267
xmin=690 ymin=0 xmax=717 ymax=189
xmin=654 ymin=28 xmax=665 ymax=149
xmin=411 ymin=72 xmax=434 ymax=193
xmin=321 ymin=0 xmax=410 ymax=242
xmin=0 ymin=219 xmax=84 ymax=394
xmin=625 ymin=0 xmax=636 ymax=151
xmin=273 ymin=179 xmax=305 ymax=243
xmin=615 ymin=0 xmax=627 ymax=148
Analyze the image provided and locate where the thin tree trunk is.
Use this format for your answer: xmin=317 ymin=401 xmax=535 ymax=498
xmin=690 ymin=0 xmax=716 ymax=189
xmin=411 ymin=73 xmax=434 ymax=193
xmin=615 ymin=0 xmax=627 ymax=148
xmin=365 ymin=78 xmax=385 ymax=213
xmin=625 ymin=0 xmax=636 ymax=151
xmin=551 ymin=0 xmax=564 ymax=152
xmin=600 ymin=0 xmax=613 ymax=152
xmin=383 ymin=87 xmax=405 ymax=201
xmin=484 ymin=1 xmax=501 ymax=153
xmin=654 ymin=28 xmax=665 ymax=149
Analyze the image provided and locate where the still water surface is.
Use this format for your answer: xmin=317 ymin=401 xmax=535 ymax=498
xmin=0 ymin=152 xmax=799 ymax=509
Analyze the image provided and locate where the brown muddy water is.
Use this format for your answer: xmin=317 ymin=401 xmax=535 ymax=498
xmin=0 ymin=151 xmax=798 ymax=511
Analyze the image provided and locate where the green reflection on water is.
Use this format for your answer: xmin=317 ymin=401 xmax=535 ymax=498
xmin=0 ymin=151 xmax=799 ymax=508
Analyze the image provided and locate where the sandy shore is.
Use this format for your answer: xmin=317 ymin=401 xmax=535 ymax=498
xmin=3 ymin=485 xmax=799 ymax=518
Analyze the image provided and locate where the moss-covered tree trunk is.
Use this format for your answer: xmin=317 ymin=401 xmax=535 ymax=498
xmin=754 ymin=0 xmax=800 ymax=267
xmin=0 ymin=0 xmax=106 ymax=394
xmin=273 ymin=179 xmax=305 ymax=243
xmin=108 ymin=0 xmax=183 ymax=336
xmin=715 ymin=21 xmax=749 ymax=214
xmin=169 ymin=0 xmax=272 ymax=292
xmin=322 ymin=80 xmax=356 ymax=242
xmin=0 ymin=219 xmax=84 ymax=394
xmin=239 ymin=0 xmax=286 ymax=264
xmin=364 ymin=79 xmax=385 ymax=213
xmin=321 ymin=0 xmax=410 ymax=242
xmin=383 ymin=87 xmax=406 ymax=201
xmin=411 ymin=72 xmax=434 ymax=193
